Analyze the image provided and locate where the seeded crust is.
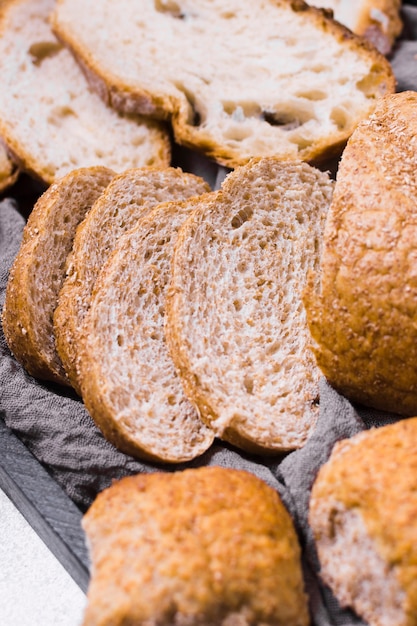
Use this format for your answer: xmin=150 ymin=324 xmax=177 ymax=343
xmin=304 ymin=91 xmax=417 ymax=415
xmin=307 ymin=0 xmax=402 ymax=54
xmin=0 ymin=0 xmax=170 ymax=186
xmin=2 ymin=166 xmax=115 ymax=384
xmin=309 ymin=418 xmax=417 ymax=626
xmin=54 ymin=167 xmax=210 ymax=395
xmin=51 ymin=0 xmax=395 ymax=169
xmin=82 ymin=467 xmax=310 ymax=626
xmin=165 ymin=157 xmax=333 ymax=454
xmin=77 ymin=196 xmax=216 ymax=463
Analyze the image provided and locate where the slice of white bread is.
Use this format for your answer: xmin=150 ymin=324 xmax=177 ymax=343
xmin=82 ymin=467 xmax=310 ymax=626
xmin=0 ymin=142 xmax=18 ymax=193
xmin=77 ymin=196 xmax=215 ymax=463
xmin=309 ymin=418 xmax=417 ymax=626
xmin=165 ymin=157 xmax=333 ymax=454
xmin=2 ymin=167 xmax=115 ymax=385
xmin=307 ymin=0 xmax=402 ymax=54
xmin=0 ymin=0 xmax=170 ymax=186
xmin=303 ymin=91 xmax=417 ymax=416
xmin=54 ymin=167 xmax=210 ymax=396
xmin=51 ymin=0 xmax=395 ymax=169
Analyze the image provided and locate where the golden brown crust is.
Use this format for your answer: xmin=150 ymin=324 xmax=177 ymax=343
xmin=82 ymin=467 xmax=310 ymax=626
xmin=304 ymin=91 xmax=417 ymax=415
xmin=309 ymin=418 xmax=417 ymax=624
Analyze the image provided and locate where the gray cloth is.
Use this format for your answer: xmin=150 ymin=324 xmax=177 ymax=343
xmin=1 ymin=8 xmax=417 ymax=621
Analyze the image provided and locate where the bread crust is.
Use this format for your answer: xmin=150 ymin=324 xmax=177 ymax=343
xmin=82 ymin=467 xmax=310 ymax=626
xmin=304 ymin=91 xmax=417 ymax=415
xmin=51 ymin=0 xmax=395 ymax=168
xmin=2 ymin=166 xmax=115 ymax=384
xmin=309 ymin=418 xmax=417 ymax=626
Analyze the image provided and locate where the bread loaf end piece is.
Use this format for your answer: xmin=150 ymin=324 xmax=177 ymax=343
xmin=304 ymin=91 xmax=417 ymax=415
xmin=54 ymin=166 xmax=210 ymax=395
xmin=165 ymin=157 xmax=333 ymax=454
xmin=309 ymin=418 xmax=417 ymax=626
xmin=78 ymin=195 xmax=215 ymax=463
xmin=2 ymin=166 xmax=115 ymax=384
xmin=82 ymin=467 xmax=310 ymax=626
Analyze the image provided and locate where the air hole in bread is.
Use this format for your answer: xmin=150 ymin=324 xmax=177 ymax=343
xmin=357 ymin=65 xmax=388 ymax=96
xmin=295 ymin=90 xmax=327 ymax=101
xmin=154 ymin=0 xmax=185 ymax=18
xmin=29 ymin=41 xmax=63 ymax=66
xmin=330 ymin=106 xmax=348 ymax=130
xmin=262 ymin=111 xmax=302 ymax=130
xmin=117 ymin=334 xmax=124 ymax=347
xmin=244 ymin=376 xmax=254 ymax=394
xmin=231 ymin=207 xmax=253 ymax=228
xmin=233 ymin=299 xmax=242 ymax=311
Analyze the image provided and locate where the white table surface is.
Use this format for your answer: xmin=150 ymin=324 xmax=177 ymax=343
xmin=0 ymin=487 xmax=87 ymax=626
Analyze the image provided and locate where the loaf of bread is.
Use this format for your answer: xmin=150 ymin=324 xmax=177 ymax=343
xmin=304 ymin=91 xmax=417 ymax=416
xmin=0 ymin=141 xmax=18 ymax=193
xmin=51 ymin=0 xmax=395 ymax=168
xmin=309 ymin=418 xmax=417 ymax=626
xmin=54 ymin=167 xmax=210 ymax=395
xmin=307 ymin=0 xmax=402 ymax=53
xmin=77 ymin=195 xmax=215 ymax=463
xmin=2 ymin=167 xmax=115 ymax=385
xmin=0 ymin=0 xmax=170 ymax=186
xmin=82 ymin=467 xmax=310 ymax=626
xmin=165 ymin=157 xmax=333 ymax=454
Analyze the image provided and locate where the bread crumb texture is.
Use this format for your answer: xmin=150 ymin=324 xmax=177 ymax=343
xmin=304 ymin=91 xmax=417 ymax=415
xmin=51 ymin=0 xmax=395 ymax=167
xmin=0 ymin=0 xmax=170 ymax=184
xmin=82 ymin=467 xmax=310 ymax=626
xmin=309 ymin=418 xmax=417 ymax=626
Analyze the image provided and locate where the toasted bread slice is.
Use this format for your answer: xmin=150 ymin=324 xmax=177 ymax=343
xmin=0 ymin=0 xmax=170 ymax=185
xmin=307 ymin=0 xmax=402 ymax=54
xmin=82 ymin=468 xmax=310 ymax=626
xmin=304 ymin=91 xmax=417 ymax=415
xmin=78 ymin=196 xmax=215 ymax=463
xmin=51 ymin=0 xmax=394 ymax=169
xmin=2 ymin=166 xmax=115 ymax=384
xmin=54 ymin=167 xmax=210 ymax=395
xmin=165 ymin=157 xmax=333 ymax=454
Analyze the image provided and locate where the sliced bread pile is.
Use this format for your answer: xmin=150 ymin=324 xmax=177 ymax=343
xmin=51 ymin=0 xmax=395 ymax=168
xmin=0 ymin=0 xmax=170 ymax=186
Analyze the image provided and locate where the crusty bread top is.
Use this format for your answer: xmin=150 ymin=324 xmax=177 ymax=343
xmin=77 ymin=196 xmax=216 ymax=464
xmin=82 ymin=467 xmax=310 ymax=626
xmin=0 ymin=0 xmax=170 ymax=185
xmin=54 ymin=166 xmax=210 ymax=394
xmin=2 ymin=166 xmax=115 ymax=384
xmin=52 ymin=0 xmax=395 ymax=168
xmin=307 ymin=0 xmax=403 ymax=54
xmin=304 ymin=91 xmax=417 ymax=416
xmin=309 ymin=418 xmax=417 ymax=622
xmin=165 ymin=157 xmax=333 ymax=454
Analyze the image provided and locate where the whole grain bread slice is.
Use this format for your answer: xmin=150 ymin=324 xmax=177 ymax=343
xmin=2 ymin=166 xmax=115 ymax=384
xmin=52 ymin=0 xmax=394 ymax=168
xmin=165 ymin=157 xmax=333 ymax=454
xmin=54 ymin=167 xmax=210 ymax=395
xmin=77 ymin=196 xmax=216 ymax=463
xmin=0 ymin=0 xmax=170 ymax=186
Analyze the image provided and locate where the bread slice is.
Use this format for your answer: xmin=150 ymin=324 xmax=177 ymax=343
xmin=309 ymin=418 xmax=417 ymax=626
xmin=77 ymin=195 xmax=215 ymax=463
xmin=82 ymin=467 xmax=310 ymax=626
xmin=2 ymin=166 xmax=115 ymax=385
xmin=304 ymin=91 xmax=417 ymax=415
xmin=54 ymin=167 xmax=210 ymax=395
xmin=51 ymin=0 xmax=395 ymax=169
xmin=307 ymin=0 xmax=402 ymax=54
xmin=0 ymin=141 xmax=18 ymax=193
xmin=0 ymin=0 xmax=170 ymax=186
xmin=165 ymin=157 xmax=333 ymax=454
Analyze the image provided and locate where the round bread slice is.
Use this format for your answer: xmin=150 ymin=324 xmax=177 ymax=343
xmin=78 ymin=195 xmax=215 ymax=463
xmin=51 ymin=0 xmax=395 ymax=168
xmin=309 ymin=418 xmax=417 ymax=626
xmin=2 ymin=166 xmax=115 ymax=385
xmin=54 ymin=166 xmax=210 ymax=395
xmin=0 ymin=0 xmax=170 ymax=185
xmin=165 ymin=157 xmax=333 ymax=454
xmin=82 ymin=467 xmax=310 ymax=626
xmin=303 ymin=91 xmax=417 ymax=415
